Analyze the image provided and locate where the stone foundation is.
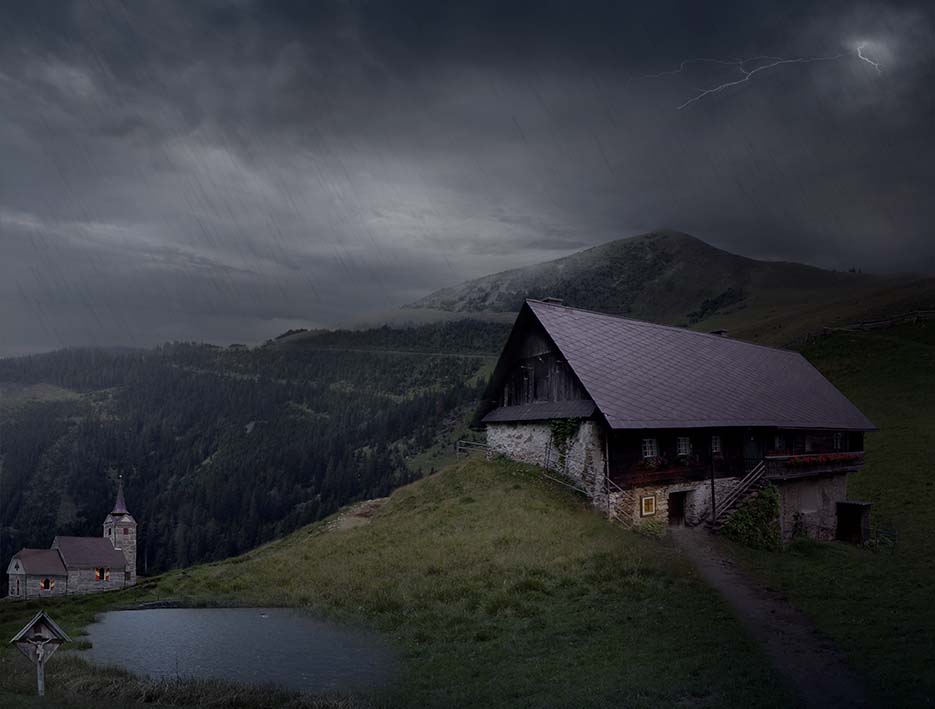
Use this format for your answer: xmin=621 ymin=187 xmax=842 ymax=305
xmin=486 ymin=420 xmax=607 ymax=500
xmin=609 ymin=477 xmax=742 ymax=528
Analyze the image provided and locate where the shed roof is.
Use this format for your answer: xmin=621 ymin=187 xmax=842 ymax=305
xmin=10 ymin=549 xmax=67 ymax=576
xmin=483 ymin=400 xmax=597 ymax=423
xmin=491 ymin=300 xmax=876 ymax=431
xmin=53 ymin=536 xmax=127 ymax=569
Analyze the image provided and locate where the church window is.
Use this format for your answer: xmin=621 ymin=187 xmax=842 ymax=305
xmin=40 ymin=578 xmax=52 ymax=591
xmin=123 ymin=528 xmax=129 ymax=535
xmin=95 ymin=567 xmax=110 ymax=581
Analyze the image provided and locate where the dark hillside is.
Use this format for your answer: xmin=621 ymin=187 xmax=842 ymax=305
xmin=0 ymin=339 xmax=489 ymax=584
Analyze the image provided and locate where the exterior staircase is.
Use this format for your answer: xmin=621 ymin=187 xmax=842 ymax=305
xmin=707 ymin=460 xmax=768 ymax=531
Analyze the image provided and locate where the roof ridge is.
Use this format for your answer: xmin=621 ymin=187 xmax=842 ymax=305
xmin=525 ymin=299 xmax=801 ymax=357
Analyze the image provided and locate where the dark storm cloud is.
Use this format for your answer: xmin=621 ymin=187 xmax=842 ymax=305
xmin=1 ymin=0 xmax=933 ymax=355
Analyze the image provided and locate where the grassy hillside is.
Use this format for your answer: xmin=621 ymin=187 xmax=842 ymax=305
xmin=406 ymin=230 xmax=935 ymax=346
xmin=0 ymin=458 xmax=793 ymax=708
xmin=731 ymin=322 xmax=935 ymax=705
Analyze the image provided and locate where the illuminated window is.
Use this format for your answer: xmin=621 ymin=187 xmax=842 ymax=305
xmin=95 ymin=568 xmax=110 ymax=582
xmin=40 ymin=578 xmax=52 ymax=591
xmin=676 ymin=436 xmax=691 ymax=456
xmin=641 ymin=496 xmax=656 ymax=516
xmin=711 ymin=435 xmax=722 ymax=454
xmin=641 ymin=438 xmax=658 ymax=459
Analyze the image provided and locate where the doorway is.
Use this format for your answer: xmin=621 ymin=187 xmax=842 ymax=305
xmin=668 ymin=491 xmax=688 ymax=526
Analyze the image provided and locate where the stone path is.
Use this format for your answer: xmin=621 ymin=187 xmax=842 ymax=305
xmin=671 ymin=528 xmax=868 ymax=708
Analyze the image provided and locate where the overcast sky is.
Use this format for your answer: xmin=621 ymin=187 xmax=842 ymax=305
xmin=1 ymin=1 xmax=932 ymax=355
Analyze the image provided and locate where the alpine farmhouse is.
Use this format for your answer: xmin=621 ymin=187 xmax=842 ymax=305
xmin=6 ymin=479 xmax=137 ymax=599
xmin=478 ymin=299 xmax=876 ymax=540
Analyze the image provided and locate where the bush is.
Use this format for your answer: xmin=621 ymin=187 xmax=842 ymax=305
xmin=721 ymin=484 xmax=781 ymax=551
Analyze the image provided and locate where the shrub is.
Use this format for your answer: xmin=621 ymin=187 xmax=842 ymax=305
xmin=721 ymin=484 xmax=782 ymax=551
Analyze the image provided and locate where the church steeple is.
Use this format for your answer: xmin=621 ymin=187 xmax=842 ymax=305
xmin=103 ymin=474 xmax=138 ymax=585
xmin=111 ymin=475 xmax=129 ymax=515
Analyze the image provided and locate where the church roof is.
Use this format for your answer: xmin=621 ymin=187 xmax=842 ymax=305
xmin=53 ymin=536 xmax=127 ymax=569
xmin=10 ymin=549 xmax=67 ymax=576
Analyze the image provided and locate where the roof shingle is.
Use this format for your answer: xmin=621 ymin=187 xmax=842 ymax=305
xmin=10 ymin=549 xmax=67 ymax=576
xmin=523 ymin=300 xmax=876 ymax=431
xmin=53 ymin=536 xmax=127 ymax=569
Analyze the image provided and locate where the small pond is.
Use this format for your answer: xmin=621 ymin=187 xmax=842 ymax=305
xmin=79 ymin=608 xmax=397 ymax=695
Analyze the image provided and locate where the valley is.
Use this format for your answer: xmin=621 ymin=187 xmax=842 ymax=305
xmin=2 ymin=232 xmax=935 ymax=706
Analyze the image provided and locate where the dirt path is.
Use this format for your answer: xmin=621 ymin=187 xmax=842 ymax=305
xmin=671 ymin=528 xmax=868 ymax=708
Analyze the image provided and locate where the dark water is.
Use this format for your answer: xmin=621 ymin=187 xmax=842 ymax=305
xmin=80 ymin=608 xmax=397 ymax=694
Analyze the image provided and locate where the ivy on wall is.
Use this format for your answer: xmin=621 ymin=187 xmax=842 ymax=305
xmin=550 ymin=418 xmax=581 ymax=468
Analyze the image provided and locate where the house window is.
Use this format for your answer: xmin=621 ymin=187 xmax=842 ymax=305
xmin=711 ymin=435 xmax=722 ymax=454
xmin=95 ymin=568 xmax=110 ymax=582
xmin=676 ymin=436 xmax=692 ymax=456
xmin=641 ymin=496 xmax=656 ymax=516
xmin=774 ymin=434 xmax=785 ymax=451
xmin=833 ymin=432 xmax=844 ymax=451
xmin=641 ymin=438 xmax=658 ymax=459
xmin=40 ymin=578 xmax=53 ymax=591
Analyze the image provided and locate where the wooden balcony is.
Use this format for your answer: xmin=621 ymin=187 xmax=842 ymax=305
xmin=763 ymin=452 xmax=865 ymax=480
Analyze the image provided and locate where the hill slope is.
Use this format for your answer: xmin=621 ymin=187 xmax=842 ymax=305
xmin=0 ymin=458 xmax=791 ymax=708
xmin=407 ymin=230 xmax=935 ymax=345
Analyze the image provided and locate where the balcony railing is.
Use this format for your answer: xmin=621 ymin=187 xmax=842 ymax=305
xmin=764 ymin=452 xmax=865 ymax=480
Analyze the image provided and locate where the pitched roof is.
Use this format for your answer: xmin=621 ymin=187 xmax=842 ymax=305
xmin=483 ymin=400 xmax=597 ymax=423
xmin=514 ymin=300 xmax=876 ymax=431
xmin=10 ymin=549 xmax=67 ymax=576
xmin=111 ymin=476 xmax=129 ymax=515
xmin=53 ymin=536 xmax=127 ymax=569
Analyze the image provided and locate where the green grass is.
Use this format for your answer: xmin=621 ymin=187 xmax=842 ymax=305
xmin=1 ymin=458 xmax=793 ymax=708
xmin=728 ymin=322 xmax=935 ymax=705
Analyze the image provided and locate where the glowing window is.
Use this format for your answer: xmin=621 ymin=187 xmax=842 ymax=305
xmin=641 ymin=496 xmax=656 ymax=516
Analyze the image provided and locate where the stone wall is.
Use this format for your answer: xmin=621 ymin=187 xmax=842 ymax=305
xmin=486 ymin=420 xmax=607 ymax=501
xmin=66 ymin=568 xmax=128 ymax=595
xmin=7 ymin=573 xmax=68 ymax=599
xmin=776 ymin=473 xmax=847 ymax=541
xmin=609 ymin=477 xmax=741 ymax=528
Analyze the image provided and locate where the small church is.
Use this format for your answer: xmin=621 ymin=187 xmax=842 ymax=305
xmin=6 ymin=478 xmax=138 ymax=599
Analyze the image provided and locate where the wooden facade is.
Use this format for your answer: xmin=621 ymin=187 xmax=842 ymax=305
xmin=608 ymin=427 xmax=865 ymax=489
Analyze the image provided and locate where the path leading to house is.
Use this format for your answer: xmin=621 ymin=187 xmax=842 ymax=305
xmin=671 ymin=528 xmax=868 ymax=708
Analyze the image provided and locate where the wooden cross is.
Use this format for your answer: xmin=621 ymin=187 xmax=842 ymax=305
xmin=10 ymin=611 xmax=71 ymax=697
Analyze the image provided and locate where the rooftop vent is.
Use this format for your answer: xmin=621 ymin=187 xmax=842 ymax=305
xmin=541 ymin=297 xmax=564 ymax=305
xmin=709 ymin=329 xmax=729 ymax=338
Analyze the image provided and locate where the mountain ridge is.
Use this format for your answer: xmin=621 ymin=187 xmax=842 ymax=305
xmin=403 ymin=229 xmax=935 ymax=346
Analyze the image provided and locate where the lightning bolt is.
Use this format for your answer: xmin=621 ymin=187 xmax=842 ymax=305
xmin=634 ymin=46 xmax=882 ymax=110
xmin=857 ymin=43 xmax=882 ymax=73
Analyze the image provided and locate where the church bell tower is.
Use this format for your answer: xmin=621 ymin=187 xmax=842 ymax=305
xmin=103 ymin=475 xmax=138 ymax=584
